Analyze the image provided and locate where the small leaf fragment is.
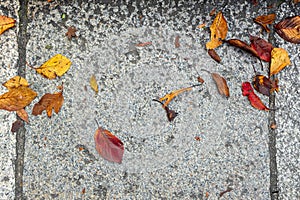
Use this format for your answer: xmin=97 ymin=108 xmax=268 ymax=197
xmin=242 ymin=82 xmax=269 ymax=111
xmin=0 ymin=86 xmax=37 ymax=111
xmin=32 ymin=87 xmax=64 ymax=118
xmin=94 ymin=126 xmax=124 ymax=163
xmin=175 ymin=35 xmax=180 ymax=48
xmin=0 ymin=15 xmax=16 ymax=35
xmin=16 ymin=109 xmax=29 ymax=123
xmin=11 ymin=120 xmax=23 ymax=133
xmin=206 ymin=11 xmax=228 ymax=49
xmin=254 ymin=13 xmax=276 ymax=32
xmin=197 ymin=76 xmax=205 ymax=83
xmin=208 ymin=49 xmax=221 ymax=63
xmin=274 ymin=16 xmax=300 ymax=44
xmin=35 ymin=54 xmax=72 ymax=79
xmin=159 ymin=86 xmax=194 ymax=107
xmin=252 ymin=75 xmax=279 ymax=96
xmin=225 ymin=39 xmax=258 ymax=57
xmin=90 ymin=75 xmax=98 ymax=94
xmin=65 ymin=26 xmax=77 ymax=40
xmin=135 ymin=42 xmax=152 ymax=47
xmin=270 ymin=48 xmax=291 ymax=76
xmin=211 ymin=73 xmax=230 ymax=97
xmin=153 ymin=99 xmax=178 ymax=122
xmin=250 ymin=35 xmax=273 ymax=62
xmin=2 ymin=76 xmax=29 ymax=90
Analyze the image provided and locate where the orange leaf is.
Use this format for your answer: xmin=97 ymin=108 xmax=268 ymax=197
xmin=254 ymin=13 xmax=276 ymax=32
xmin=94 ymin=126 xmax=124 ymax=163
xmin=0 ymin=86 xmax=37 ymax=111
xmin=211 ymin=73 xmax=230 ymax=97
xmin=159 ymin=86 xmax=194 ymax=107
xmin=274 ymin=16 xmax=300 ymax=44
xmin=2 ymin=76 xmax=29 ymax=90
xmin=16 ymin=109 xmax=29 ymax=123
xmin=270 ymin=48 xmax=291 ymax=76
xmin=0 ymin=15 xmax=16 ymax=35
xmin=206 ymin=12 xmax=228 ymax=49
xmin=242 ymin=82 xmax=269 ymax=111
xmin=32 ymin=88 xmax=64 ymax=117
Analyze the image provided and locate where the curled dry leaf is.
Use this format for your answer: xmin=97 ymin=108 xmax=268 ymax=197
xmin=16 ymin=109 xmax=29 ymax=123
xmin=252 ymin=75 xmax=279 ymax=96
xmin=250 ymin=35 xmax=273 ymax=62
xmin=90 ymin=75 xmax=98 ymax=94
xmin=225 ymin=39 xmax=258 ymax=57
xmin=242 ymin=82 xmax=269 ymax=111
xmin=175 ymin=35 xmax=180 ymax=48
xmin=0 ymin=86 xmax=37 ymax=111
xmin=2 ymin=76 xmax=29 ymax=90
xmin=206 ymin=11 xmax=228 ymax=49
xmin=208 ymin=49 xmax=221 ymax=63
xmin=270 ymin=48 xmax=291 ymax=76
xmin=32 ymin=87 xmax=64 ymax=118
xmin=254 ymin=13 xmax=276 ymax=32
xmin=274 ymin=16 xmax=300 ymax=44
xmin=153 ymin=99 xmax=178 ymax=122
xmin=211 ymin=73 xmax=230 ymax=97
xmin=35 ymin=54 xmax=72 ymax=79
xmin=11 ymin=120 xmax=23 ymax=133
xmin=94 ymin=126 xmax=124 ymax=163
xmin=197 ymin=76 xmax=205 ymax=83
xmin=0 ymin=15 xmax=16 ymax=35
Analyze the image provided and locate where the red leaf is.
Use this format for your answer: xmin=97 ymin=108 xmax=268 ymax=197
xmin=250 ymin=36 xmax=273 ymax=62
xmin=242 ymin=82 xmax=269 ymax=111
xmin=94 ymin=127 xmax=124 ymax=163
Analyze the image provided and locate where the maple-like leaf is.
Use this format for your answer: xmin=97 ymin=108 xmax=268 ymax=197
xmin=270 ymin=48 xmax=291 ymax=76
xmin=242 ymin=82 xmax=269 ymax=111
xmin=254 ymin=13 xmax=276 ymax=32
xmin=274 ymin=16 xmax=300 ymax=44
xmin=90 ymin=75 xmax=98 ymax=94
xmin=252 ymin=75 xmax=279 ymax=96
xmin=65 ymin=26 xmax=77 ymax=40
xmin=250 ymin=36 xmax=273 ymax=62
xmin=0 ymin=86 xmax=37 ymax=111
xmin=2 ymin=76 xmax=29 ymax=90
xmin=94 ymin=126 xmax=124 ymax=163
xmin=35 ymin=54 xmax=72 ymax=79
xmin=0 ymin=15 xmax=16 ymax=35
xmin=206 ymin=11 xmax=228 ymax=49
xmin=32 ymin=88 xmax=64 ymax=118
xmin=211 ymin=73 xmax=230 ymax=97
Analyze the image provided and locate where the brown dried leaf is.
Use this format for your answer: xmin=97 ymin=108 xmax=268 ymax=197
xmin=274 ymin=16 xmax=300 ymax=44
xmin=175 ymin=35 xmax=180 ymax=48
xmin=65 ymin=26 xmax=77 ymax=40
xmin=16 ymin=109 xmax=29 ymax=123
xmin=211 ymin=73 xmax=230 ymax=97
xmin=208 ymin=49 xmax=221 ymax=63
xmin=0 ymin=86 xmax=37 ymax=111
xmin=11 ymin=120 xmax=23 ymax=133
xmin=197 ymin=76 xmax=205 ymax=83
xmin=254 ymin=13 xmax=276 ymax=32
xmin=225 ymin=39 xmax=258 ymax=57
xmin=32 ymin=88 xmax=64 ymax=118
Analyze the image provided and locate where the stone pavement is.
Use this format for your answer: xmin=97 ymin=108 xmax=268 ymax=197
xmin=0 ymin=0 xmax=299 ymax=199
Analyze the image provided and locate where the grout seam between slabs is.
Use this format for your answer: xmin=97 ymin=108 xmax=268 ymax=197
xmin=15 ymin=0 xmax=29 ymax=199
xmin=268 ymin=25 xmax=279 ymax=200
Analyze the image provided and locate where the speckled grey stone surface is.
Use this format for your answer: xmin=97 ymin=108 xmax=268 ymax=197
xmin=1 ymin=0 xmax=299 ymax=199
xmin=0 ymin=1 xmax=19 ymax=199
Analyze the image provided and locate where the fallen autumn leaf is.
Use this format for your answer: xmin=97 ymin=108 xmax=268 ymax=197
xmin=0 ymin=15 xmax=16 ymax=35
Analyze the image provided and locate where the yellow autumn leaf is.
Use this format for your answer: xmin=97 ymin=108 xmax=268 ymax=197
xmin=206 ymin=12 xmax=228 ymax=49
xmin=2 ymin=76 xmax=29 ymax=90
xmin=0 ymin=15 xmax=16 ymax=35
xmin=270 ymin=48 xmax=291 ymax=76
xmin=35 ymin=54 xmax=72 ymax=79
xmin=0 ymin=86 xmax=37 ymax=111
xmin=90 ymin=75 xmax=98 ymax=93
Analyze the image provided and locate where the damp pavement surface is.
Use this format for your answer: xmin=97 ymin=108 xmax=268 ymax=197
xmin=0 ymin=0 xmax=299 ymax=199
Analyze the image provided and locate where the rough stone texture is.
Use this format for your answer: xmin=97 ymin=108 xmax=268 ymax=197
xmin=274 ymin=3 xmax=300 ymax=199
xmin=0 ymin=0 xmax=299 ymax=199
xmin=0 ymin=1 xmax=19 ymax=200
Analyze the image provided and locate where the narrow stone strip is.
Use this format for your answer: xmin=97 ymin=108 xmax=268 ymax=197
xmin=268 ymin=28 xmax=279 ymax=200
xmin=15 ymin=0 xmax=29 ymax=199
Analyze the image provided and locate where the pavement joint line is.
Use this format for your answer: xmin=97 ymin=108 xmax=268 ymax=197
xmin=268 ymin=25 xmax=279 ymax=200
xmin=15 ymin=0 xmax=29 ymax=199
